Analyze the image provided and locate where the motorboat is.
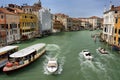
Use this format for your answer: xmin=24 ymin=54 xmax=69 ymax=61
xmin=96 ymin=47 xmax=108 ymax=54
xmin=81 ymin=50 xmax=93 ymax=60
xmin=46 ymin=58 xmax=58 ymax=73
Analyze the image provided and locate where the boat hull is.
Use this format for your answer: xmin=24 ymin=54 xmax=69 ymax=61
xmin=112 ymin=45 xmax=120 ymax=51
xmin=0 ymin=59 xmax=8 ymax=68
xmin=46 ymin=66 xmax=58 ymax=73
xmin=96 ymin=49 xmax=108 ymax=54
xmin=46 ymin=59 xmax=58 ymax=73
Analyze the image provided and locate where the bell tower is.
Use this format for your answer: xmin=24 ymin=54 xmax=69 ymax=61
xmin=37 ymin=0 xmax=42 ymax=8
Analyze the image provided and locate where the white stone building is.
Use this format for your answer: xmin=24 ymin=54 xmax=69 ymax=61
xmin=102 ymin=5 xmax=120 ymax=44
xmin=39 ymin=8 xmax=52 ymax=35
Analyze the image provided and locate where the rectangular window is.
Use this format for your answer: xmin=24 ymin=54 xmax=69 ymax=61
xmin=0 ymin=24 xmax=5 ymax=29
xmin=115 ymin=18 xmax=118 ymax=23
xmin=104 ymin=27 xmax=107 ymax=32
xmin=119 ymin=38 xmax=120 ymax=43
xmin=114 ymin=37 xmax=116 ymax=41
xmin=10 ymin=24 xmax=12 ymax=29
xmin=115 ymin=28 xmax=117 ymax=33
xmin=115 ymin=11 xmax=118 ymax=13
xmin=119 ymin=29 xmax=120 ymax=35
xmin=1 ymin=15 xmax=4 ymax=19
xmin=6 ymin=24 xmax=8 ymax=29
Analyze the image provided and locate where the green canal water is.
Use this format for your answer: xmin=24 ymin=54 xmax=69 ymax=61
xmin=0 ymin=30 xmax=120 ymax=80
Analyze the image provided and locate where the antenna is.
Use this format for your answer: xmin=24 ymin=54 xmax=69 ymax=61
xmin=104 ymin=5 xmax=107 ymax=12
xmin=110 ymin=0 xmax=112 ymax=4
xmin=109 ymin=0 xmax=113 ymax=10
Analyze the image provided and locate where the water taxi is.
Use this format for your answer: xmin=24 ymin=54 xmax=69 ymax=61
xmin=0 ymin=46 xmax=19 ymax=68
xmin=81 ymin=50 xmax=93 ymax=60
xmin=3 ymin=43 xmax=46 ymax=72
xmin=96 ymin=47 xmax=108 ymax=54
xmin=46 ymin=58 xmax=58 ymax=73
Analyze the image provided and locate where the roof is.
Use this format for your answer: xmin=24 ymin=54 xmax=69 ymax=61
xmin=0 ymin=46 xmax=19 ymax=55
xmin=22 ymin=5 xmax=33 ymax=8
xmin=55 ymin=13 xmax=69 ymax=17
xmin=89 ymin=16 xmax=101 ymax=19
xmin=10 ymin=43 xmax=46 ymax=58
xmin=8 ymin=8 xmax=24 ymax=14
xmin=104 ymin=5 xmax=120 ymax=14
xmin=0 ymin=8 xmax=15 ymax=15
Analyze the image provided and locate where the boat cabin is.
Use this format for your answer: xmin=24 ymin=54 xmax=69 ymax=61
xmin=0 ymin=46 xmax=19 ymax=68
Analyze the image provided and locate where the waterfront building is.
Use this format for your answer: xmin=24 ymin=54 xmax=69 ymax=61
xmin=22 ymin=0 xmax=42 ymax=37
xmin=79 ymin=18 xmax=91 ymax=29
xmin=7 ymin=4 xmax=38 ymax=40
xmin=0 ymin=8 xmax=20 ymax=45
xmin=89 ymin=16 xmax=102 ymax=30
xmin=54 ymin=13 xmax=69 ymax=31
xmin=72 ymin=18 xmax=81 ymax=31
xmin=20 ymin=13 xmax=38 ymax=40
xmin=32 ymin=0 xmax=42 ymax=37
xmin=0 ymin=9 xmax=7 ymax=47
xmin=80 ymin=21 xmax=89 ymax=29
xmin=67 ymin=17 xmax=73 ymax=31
xmin=102 ymin=5 xmax=120 ymax=44
xmin=113 ymin=13 xmax=120 ymax=49
xmin=52 ymin=15 xmax=64 ymax=33
xmin=39 ymin=8 xmax=52 ymax=35
xmin=79 ymin=17 xmax=102 ymax=30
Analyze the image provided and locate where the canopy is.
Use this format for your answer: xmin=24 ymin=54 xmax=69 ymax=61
xmin=10 ymin=43 xmax=46 ymax=58
xmin=0 ymin=46 xmax=18 ymax=55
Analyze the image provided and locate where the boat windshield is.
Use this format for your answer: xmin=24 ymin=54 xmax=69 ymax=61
xmin=83 ymin=50 xmax=88 ymax=52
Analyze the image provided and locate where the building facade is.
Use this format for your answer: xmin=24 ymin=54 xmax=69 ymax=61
xmin=19 ymin=13 xmax=38 ymax=40
xmin=0 ymin=8 xmax=20 ymax=45
xmin=39 ymin=8 xmax=52 ymax=35
xmin=55 ymin=13 xmax=69 ymax=31
xmin=0 ymin=9 xmax=7 ymax=47
xmin=102 ymin=5 xmax=120 ymax=44
xmin=7 ymin=4 xmax=38 ymax=40
xmin=89 ymin=16 xmax=102 ymax=30
xmin=112 ymin=12 xmax=120 ymax=50
xmin=22 ymin=0 xmax=42 ymax=37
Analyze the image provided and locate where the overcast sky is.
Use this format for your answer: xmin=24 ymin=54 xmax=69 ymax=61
xmin=0 ymin=0 xmax=120 ymax=18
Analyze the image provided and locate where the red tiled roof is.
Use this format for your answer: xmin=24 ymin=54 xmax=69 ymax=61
xmin=0 ymin=8 xmax=15 ymax=14
xmin=89 ymin=16 xmax=101 ymax=19
xmin=8 ymin=8 xmax=24 ymax=14
xmin=104 ymin=5 xmax=120 ymax=14
xmin=55 ymin=13 xmax=69 ymax=17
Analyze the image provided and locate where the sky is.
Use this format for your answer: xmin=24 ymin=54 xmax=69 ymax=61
xmin=0 ymin=0 xmax=119 ymax=18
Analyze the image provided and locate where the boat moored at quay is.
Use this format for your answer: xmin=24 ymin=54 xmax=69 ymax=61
xmin=3 ymin=43 xmax=46 ymax=72
xmin=0 ymin=46 xmax=19 ymax=68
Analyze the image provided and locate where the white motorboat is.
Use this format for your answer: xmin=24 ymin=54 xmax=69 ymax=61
xmin=81 ymin=50 xmax=93 ymax=60
xmin=46 ymin=58 xmax=58 ymax=73
xmin=96 ymin=47 xmax=108 ymax=54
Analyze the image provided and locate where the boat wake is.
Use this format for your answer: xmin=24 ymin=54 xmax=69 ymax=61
xmin=43 ymin=44 xmax=65 ymax=75
xmin=78 ymin=53 xmax=108 ymax=80
xmin=78 ymin=51 xmax=115 ymax=80
xmin=46 ymin=44 xmax=61 ymax=57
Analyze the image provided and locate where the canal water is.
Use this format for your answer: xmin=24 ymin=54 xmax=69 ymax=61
xmin=0 ymin=30 xmax=120 ymax=80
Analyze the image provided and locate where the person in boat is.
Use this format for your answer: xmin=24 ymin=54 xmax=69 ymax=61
xmin=99 ymin=47 xmax=107 ymax=53
xmin=86 ymin=53 xmax=91 ymax=56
